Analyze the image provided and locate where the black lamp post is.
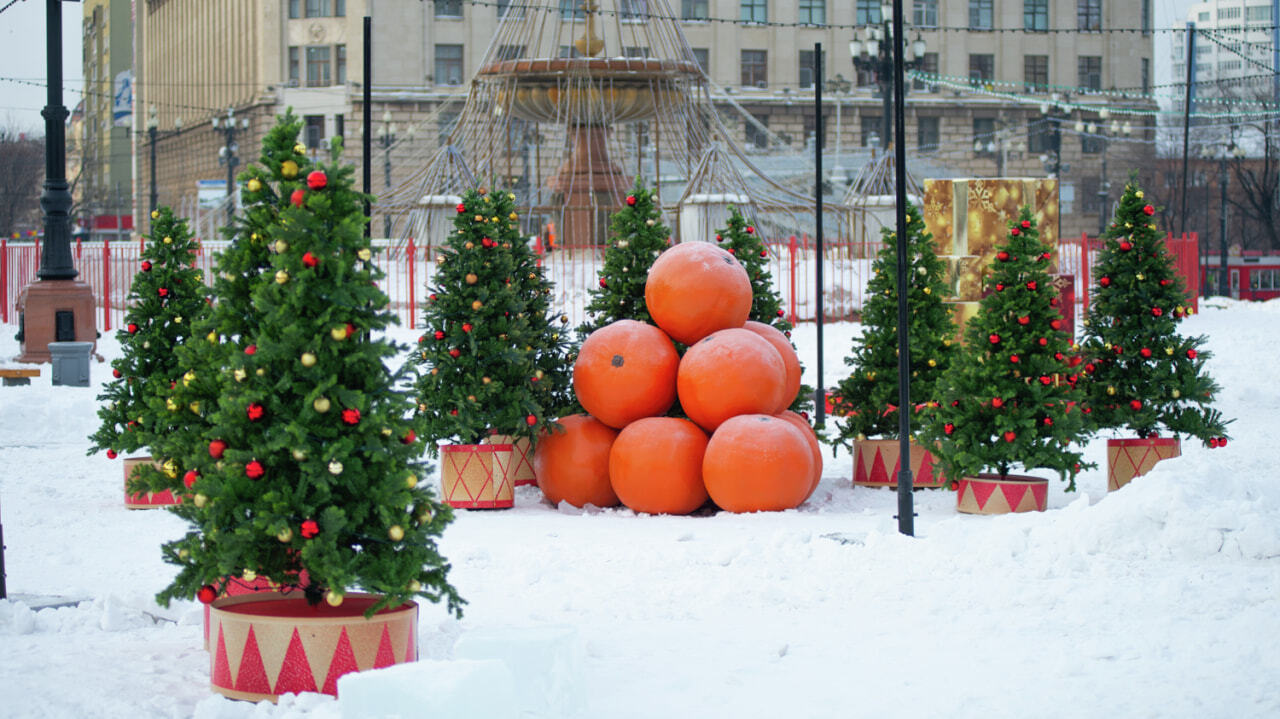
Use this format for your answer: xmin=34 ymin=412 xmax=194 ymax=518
xmin=1081 ymin=113 xmax=1132 ymax=236
xmin=850 ymin=2 xmax=926 ymax=152
xmin=1038 ymin=96 xmax=1072 ymax=180
xmin=379 ymin=110 xmax=396 ymax=238
xmin=1201 ymin=140 xmax=1245 ymax=296
xmin=213 ymin=108 xmax=248 ymax=225
xmin=147 ymin=106 xmax=159 ymax=220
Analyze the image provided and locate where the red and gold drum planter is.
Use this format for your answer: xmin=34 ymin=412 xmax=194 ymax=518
xmin=207 ymin=592 xmax=417 ymax=702
xmin=1107 ymin=437 xmax=1180 ymax=492
xmin=441 ymin=443 xmax=514 ymax=509
xmin=853 ymin=438 xmax=948 ymax=489
xmin=203 ymin=575 xmax=278 ymax=651
xmin=123 ymin=456 xmax=180 ymax=509
xmin=486 ymin=433 xmax=537 ymax=486
xmin=955 ymin=474 xmax=1048 ymax=514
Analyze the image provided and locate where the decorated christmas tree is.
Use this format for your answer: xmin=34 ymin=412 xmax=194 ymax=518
xmin=155 ymin=127 xmax=462 ymax=617
xmin=1079 ymin=181 xmax=1230 ymax=445
xmin=920 ymin=207 xmax=1090 ymax=489
xmin=414 ymin=187 xmax=572 ymax=446
xmin=715 ymin=206 xmax=790 ymax=330
xmin=133 ymin=112 xmax=311 ymax=500
xmin=88 ymin=207 xmax=210 ymax=470
xmin=832 ymin=203 xmax=955 ymax=445
xmin=576 ymin=180 xmax=670 ymax=337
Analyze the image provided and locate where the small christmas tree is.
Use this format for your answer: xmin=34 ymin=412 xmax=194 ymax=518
xmin=414 ymin=187 xmax=571 ymax=445
xmin=88 ymin=207 xmax=210 ymax=470
xmin=1079 ymin=181 xmax=1230 ymax=445
xmin=921 ymin=207 xmax=1090 ymax=489
xmin=715 ymin=206 xmax=790 ymax=330
xmin=577 ymin=180 xmax=671 ymax=337
xmin=832 ymin=203 xmax=955 ymax=445
xmin=155 ymin=126 xmax=462 ymax=617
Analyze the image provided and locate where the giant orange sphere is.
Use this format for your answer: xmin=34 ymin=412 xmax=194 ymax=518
xmin=533 ymin=414 xmax=620 ymax=508
xmin=677 ymin=328 xmax=787 ymax=431
xmin=573 ymin=320 xmax=679 ymax=429
xmin=774 ymin=410 xmax=823 ymax=501
xmin=703 ymin=414 xmax=813 ymax=513
xmin=742 ymin=320 xmax=803 ymax=412
xmin=645 ymin=242 xmax=752 ymax=345
xmin=610 ymin=417 xmax=710 ymax=515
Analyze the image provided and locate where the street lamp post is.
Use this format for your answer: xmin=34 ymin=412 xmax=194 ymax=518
xmin=379 ymin=111 xmax=396 ymax=238
xmin=825 ymin=74 xmax=852 ymax=185
xmin=213 ymin=108 xmax=248 ymax=225
xmin=974 ymin=120 xmax=1027 ymax=178
xmin=1081 ymin=113 xmax=1133 ymax=236
xmin=147 ymin=106 xmax=159 ymax=219
xmin=1038 ymin=96 xmax=1072 ymax=180
xmin=1200 ymin=140 xmax=1246 ymax=296
xmin=851 ymin=3 xmax=926 ymax=151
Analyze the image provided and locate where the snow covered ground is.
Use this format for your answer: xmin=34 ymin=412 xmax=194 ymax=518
xmin=1 ymin=298 xmax=1279 ymax=718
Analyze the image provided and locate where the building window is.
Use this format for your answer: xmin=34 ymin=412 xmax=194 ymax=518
xmin=973 ymin=117 xmax=996 ymax=155
xmin=335 ymin=44 xmax=346 ymax=84
xmin=799 ymin=0 xmax=825 ymax=25
xmin=497 ymin=0 xmax=524 ymax=18
xmin=306 ymin=46 xmax=331 ymax=87
xmin=856 ymin=0 xmax=882 ymax=25
xmin=1024 ymin=55 xmax=1048 ymax=90
xmin=335 ymin=114 xmax=344 ymax=138
xmin=691 ymin=48 xmax=709 ymax=74
xmin=620 ymin=0 xmax=647 ymax=21
xmin=798 ymin=49 xmax=825 ymax=89
xmin=917 ymin=116 xmax=939 ymax=153
xmin=624 ymin=46 xmax=650 ymax=58
xmin=856 ymin=65 xmax=876 ymax=88
xmin=435 ymin=44 xmax=464 ymax=85
xmin=1028 ymin=118 xmax=1054 ymax=152
xmin=1141 ymin=0 xmax=1150 ymax=33
xmin=1081 ymin=131 xmax=1104 ymax=154
xmin=559 ymin=45 xmax=583 ymax=58
xmin=335 ymin=0 xmax=345 ymax=16
xmin=1077 ymin=0 xmax=1101 ymax=31
xmin=745 ymin=113 xmax=769 ymax=149
xmin=288 ymin=46 xmax=300 ymax=85
xmin=913 ymin=52 xmax=938 ymax=90
xmin=741 ymin=0 xmax=766 ymax=23
xmin=496 ymin=45 xmax=525 ymax=61
xmin=861 ymin=115 xmax=884 ymax=147
xmin=1250 ymin=269 xmax=1278 ymax=290
xmin=559 ymin=0 xmax=585 ymax=19
xmin=913 ymin=0 xmax=938 ymax=27
xmin=1218 ymin=6 xmax=1241 ymax=19
xmin=969 ymin=54 xmax=995 ymax=84
xmin=438 ymin=111 xmax=459 ymax=145
xmin=1025 ymin=0 xmax=1048 ymax=31
xmin=435 ymin=0 xmax=463 ymax=18
xmin=305 ymin=0 xmax=330 ymax=18
xmin=289 ymin=0 xmax=301 ymax=19
xmin=1247 ymin=5 xmax=1271 ymax=22
xmin=1142 ymin=58 xmax=1150 ymax=92
xmin=741 ymin=49 xmax=767 ymax=88
xmin=1197 ymin=11 xmax=1209 ymax=22
xmin=304 ymin=114 xmax=325 ymax=148
xmin=682 ymin=0 xmax=708 ymax=20
xmin=1078 ymin=55 xmax=1102 ymax=91
xmin=970 ymin=0 xmax=993 ymax=29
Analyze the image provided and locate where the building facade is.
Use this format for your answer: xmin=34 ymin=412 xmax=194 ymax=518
xmin=81 ymin=0 xmax=136 ymax=240
xmin=127 ymin=0 xmax=1157 ymax=241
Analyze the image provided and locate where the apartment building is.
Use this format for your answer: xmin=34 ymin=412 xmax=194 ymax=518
xmin=80 ymin=0 xmax=135 ymax=239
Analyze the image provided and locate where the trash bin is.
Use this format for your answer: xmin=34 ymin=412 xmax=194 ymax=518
xmin=48 ymin=341 xmax=93 ymax=387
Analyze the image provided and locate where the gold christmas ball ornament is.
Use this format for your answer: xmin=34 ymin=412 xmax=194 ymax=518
xmin=508 ymin=193 xmax=516 ymax=200
xmin=151 ymin=210 xmax=160 ymax=220
xmin=330 ymin=325 xmax=348 ymax=341
xmin=856 ymin=433 xmax=867 ymax=442
xmin=474 ymin=214 xmax=485 ymax=222
xmin=465 ymin=273 xmax=478 ymax=284
xmin=1106 ymin=385 xmax=1117 ymax=395
xmin=464 ymin=241 xmax=474 ymax=250
xmin=142 ymin=341 xmax=151 ymax=350
xmin=255 ymin=368 xmax=264 ymax=376
xmin=916 ymin=266 xmax=928 ymax=275
xmin=242 ymin=569 xmax=257 ymax=582
xmin=358 ymin=248 xmax=372 ymax=261
xmin=247 ymin=178 xmax=262 ymax=193
xmin=163 ymin=236 xmax=173 ymax=245
xmin=193 ymin=493 xmax=208 ymax=508
xmin=328 ymin=460 xmax=344 ymax=475
xmin=408 ymin=580 xmax=422 ymax=593
xmin=189 ymin=402 xmax=201 ymax=413
xmin=293 ymin=142 xmax=307 ymax=155
xmin=472 ymin=300 xmax=484 ymax=310
xmin=1165 ymin=347 xmax=1175 ymax=355
xmin=277 ymin=527 xmax=294 ymax=543
xmin=166 ymin=398 xmax=178 ymax=411
xmin=292 ymin=448 xmax=307 ymax=461
xmin=467 ymin=395 xmax=476 ymax=402
xmin=163 ymin=459 xmax=178 ymax=477
xmin=182 ymin=370 xmax=197 ymax=387
xmin=325 ymin=591 xmax=344 ymax=607
xmin=927 ymin=359 xmax=937 ymax=367
xmin=436 ymin=255 xmax=446 ymax=265
xmin=1136 ymin=190 xmax=1144 ymax=199
xmin=313 ymin=397 xmax=332 ymax=413
xmin=1172 ymin=389 xmax=1181 ymax=398
xmin=301 ymin=352 xmax=317 ymax=367
xmin=381 ymin=427 xmax=393 ymax=437
xmin=173 ymin=316 xmax=183 ymax=324
xmin=388 ymin=525 xmax=405 ymax=541
xmin=233 ymin=368 xmax=247 ymax=382
xmin=281 ymin=160 xmax=299 ymax=179
xmin=617 ymin=240 xmax=629 ymax=248
xmin=178 ymin=549 xmax=189 ymax=559
xmin=535 ymin=369 xmax=545 ymax=379
xmin=923 ymin=287 xmax=932 ymax=294
xmin=429 ymin=368 xmax=438 ymax=376
xmin=405 ymin=474 xmax=418 ymax=489
xmin=645 ymin=219 xmax=655 ymax=227
xmin=482 ymin=376 xmax=491 ymax=384
xmin=508 ymin=212 xmax=519 ymax=221
xmin=275 ymin=239 xmax=289 ymax=253
xmin=275 ymin=269 xmax=290 ymax=284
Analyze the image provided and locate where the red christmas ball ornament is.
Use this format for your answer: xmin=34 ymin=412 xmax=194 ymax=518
xmin=300 ymin=519 xmax=320 ymax=538
xmin=598 ymin=278 xmax=607 ymax=288
xmin=346 ymin=322 xmax=356 ymax=337
xmin=1114 ymin=345 xmax=1124 ymax=355
xmin=302 ymin=252 xmax=318 ymax=268
xmin=1009 ymin=354 xmax=1020 ymax=364
xmin=183 ymin=470 xmax=199 ymax=489
xmin=1039 ymin=375 xmax=1051 ymax=385
xmin=1127 ymin=399 xmax=1142 ymax=410
xmin=127 ymin=323 xmax=139 ymax=334
xmin=462 ymin=323 xmax=472 ymax=333
xmin=245 ymin=460 xmax=265 ymax=479
xmin=1140 ymin=347 xmax=1152 ymax=358
xmin=715 ymin=234 xmax=723 ymax=242
xmin=776 ymin=309 xmax=785 ymax=317
xmin=246 ymin=403 xmax=265 ymax=421
xmin=197 ymin=585 xmax=218 ymax=604
xmin=995 ymin=283 xmax=1005 ymax=292
xmin=1160 ymin=279 xmax=1171 ymax=287
xmin=1186 ymin=348 xmax=1198 ymax=359
xmin=290 ymin=188 xmax=305 ymax=207
xmin=1026 ymin=280 xmax=1038 ymax=291
xmin=449 ymin=409 xmax=458 ymax=416
xmin=1099 ymin=276 xmax=1111 ymax=287
xmin=1054 ymin=352 xmax=1065 ymax=361
xmin=1151 ymin=307 xmax=1163 ymax=317
xmin=1218 ymin=437 xmax=1228 ymax=447
xmin=1119 ymin=240 xmax=1133 ymax=251
xmin=1021 ymin=220 xmax=1031 ymax=229
xmin=449 ymin=348 xmax=461 ymax=358
xmin=106 ymin=449 xmax=118 ymax=459
xmin=341 ymin=408 xmax=361 ymax=425
xmin=401 ymin=430 xmax=417 ymax=445
xmin=141 ymin=260 xmax=152 ymax=272
xmin=456 ymin=202 xmax=466 ymax=213
xmin=1050 ymin=297 xmax=1060 ymax=307
xmin=1038 ymin=337 xmax=1048 ymax=346
xmin=433 ymin=330 xmax=445 ymax=340
xmin=1017 ymin=315 xmax=1030 ymax=325
xmin=1084 ymin=363 xmax=1096 ymax=374
xmin=988 ymin=333 xmax=1001 ymax=344
xmin=746 ymin=226 xmax=755 ymax=234
xmin=991 ymin=397 xmax=1004 ymax=408
xmin=306 ymin=170 xmax=327 ymax=190
xmin=944 ymin=423 xmax=955 ymax=435
xmin=951 ymin=400 xmax=960 ymax=407
xmin=1003 ymin=431 xmax=1017 ymax=442
xmin=112 ymin=368 xmax=122 ymax=379
xmin=245 ymin=345 xmax=257 ymax=355
xmin=1041 ymin=252 xmax=1051 ymax=261
xmin=525 ymin=414 xmax=537 ymax=426
xmin=1050 ymin=319 xmax=1063 ymax=330
xmin=157 ymin=287 xmax=169 ymax=298
xmin=997 ymin=251 xmax=1010 ymax=262
xmin=626 ymin=195 xmax=637 ymax=206
xmin=208 ymin=439 xmax=227 ymax=459
xmin=1011 ymin=228 xmax=1021 ymax=236
xmin=1208 ymin=437 xmax=1220 ymax=448
xmin=759 ymin=249 xmax=768 ymax=258
xmin=1143 ymin=204 xmax=1155 ymax=215
xmin=727 ymin=248 xmax=736 ymax=255
xmin=429 ymin=293 xmax=438 ymax=301
xmin=1044 ymin=417 xmax=1054 ymax=426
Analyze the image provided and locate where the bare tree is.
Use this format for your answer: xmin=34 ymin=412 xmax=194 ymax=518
xmin=1228 ymin=120 xmax=1280 ymax=253
xmin=0 ymin=127 xmax=45 ymax=237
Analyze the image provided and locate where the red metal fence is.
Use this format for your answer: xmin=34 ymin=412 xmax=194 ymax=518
xmin=1057 ymin=232 xmax=1200 ymax=316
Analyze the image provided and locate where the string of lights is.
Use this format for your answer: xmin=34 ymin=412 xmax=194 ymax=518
xmin=0 ymin=0 xmax=24 ymax=17
xmin=1199 ymin=29 xmax=1279 ymax=76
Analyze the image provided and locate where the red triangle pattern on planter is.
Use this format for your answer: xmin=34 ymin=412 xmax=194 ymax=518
xmin=999 ymin=482 xmax=1030 ymax=512
xmin=212 ymin=623 xmax=233 ymax=689
xmin=273 ymin=628 xmax=318 ymax=696
xmin=405 ymin=623 xmax=417 ymax=662
xmin=917 ymin=454 xmax=935 ymax=485
xmin=854 ymin=450 xmax=869 ymax=484
xmin=321 ymin=627 xmax=359 ymax=696
xmin=235 ymin=626 xmax=271 ymax=695
xmin=373 ymin=625 xmax=396 ymax=668
xmin=967 ymin=478 xmax=998 ymax=510
xmin=1030 ymin=482 xmax=1047 ymax=509
xmin=868 ymin=448 xmax=889 ymax=484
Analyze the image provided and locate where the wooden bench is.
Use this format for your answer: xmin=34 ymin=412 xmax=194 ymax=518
xmin=0 ymin=368 xmax=40 ymax=386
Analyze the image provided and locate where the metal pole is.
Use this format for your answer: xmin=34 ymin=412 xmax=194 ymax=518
xmin=149 ymin=125 xmax=158 ymax=219
xmin=224 ymin=117 xmax=237 ymax=226
xmin=37 ymin=0 xmax=76 ymax=281
xmin=0 ymin=497 xmax=6 ymax=599
xmin=813 ymin=43 xmax=826 ymax=430
xmin=1179 ymin=23 xmax=1196 ymax=238
xmin=383 ymin=136 xmax=392 ymax=238
xmin=891 ymin=0 xmax=914 ymax=536
xmin=363 ymin=15 xmax=373 ymax=238
xmin=880 ymin=36 xmax=892 ymax=152
xmin=1219 ymin=155 xmax=1229 ymax=296
xmin=1097 ymin=135 xmax=1108 ymax=236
